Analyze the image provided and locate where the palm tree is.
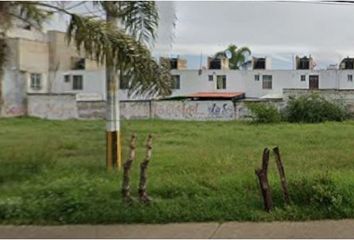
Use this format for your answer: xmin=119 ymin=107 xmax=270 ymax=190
xmin=0 ymin=1 xmax=173 ymax=169
xmin=215 ymin=44 xmax=251 ymax=70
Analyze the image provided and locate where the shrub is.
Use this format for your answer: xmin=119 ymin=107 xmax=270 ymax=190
xmin=283 ymin=94 xmax=347 ymax=123
xmin=246 ymin=102 xmax=281 ymax=123
xmin=289 ymin=173 xmax=347 ymax=214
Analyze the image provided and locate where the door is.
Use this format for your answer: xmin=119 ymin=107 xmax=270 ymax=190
xmin=309 ymin=75 xmax=319 ymax=90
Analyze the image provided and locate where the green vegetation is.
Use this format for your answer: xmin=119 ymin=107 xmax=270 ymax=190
xmin=246 ymin=102 xmax=281 ymax=123
xmin=283 ymin=94 xmax=347 ymax=123
xmin=0 ymin=117 xmax=354 ymax=224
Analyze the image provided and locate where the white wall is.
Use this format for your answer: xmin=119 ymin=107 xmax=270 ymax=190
xmin=50 ymin=70 xmax=106 ymax=100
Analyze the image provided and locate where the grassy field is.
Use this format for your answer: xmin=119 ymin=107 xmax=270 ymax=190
xmin=0 ymin=117 xmax=354 ymax=224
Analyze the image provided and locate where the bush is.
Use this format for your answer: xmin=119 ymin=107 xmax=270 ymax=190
xmin=246 ymin=102 xmax=281 ymax=123
xmin=289 ymin=173 xmax=347 ymax=214
xmin=283 ymin=94 xmax=347 ymax=123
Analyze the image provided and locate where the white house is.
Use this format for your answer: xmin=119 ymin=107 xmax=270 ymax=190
xmin=2 ymin=27 xmax=354 ymax=118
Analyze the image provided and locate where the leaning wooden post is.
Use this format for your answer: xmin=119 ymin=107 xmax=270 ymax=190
xmin=273 ymin=146 xmax=290 ymax=205
xmin=255 ymin=148 xmax=273 ymax=212
xmin=138 ymin=134 xmax=153 ymax=204
xmin=121 ymin=134 xmax=137 ymax=203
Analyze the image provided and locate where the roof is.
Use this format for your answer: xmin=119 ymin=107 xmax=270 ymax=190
xmin=260 ymin=93 xmax=283 ymax=99
xmin=186 ymin=92 xmax=245 ymax=99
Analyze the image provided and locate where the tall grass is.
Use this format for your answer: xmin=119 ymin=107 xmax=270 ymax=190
xmin=0 ymin=117 xmax=353 ymax=224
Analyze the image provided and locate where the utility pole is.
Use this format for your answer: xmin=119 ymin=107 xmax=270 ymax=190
xmin=106 ymin=10 xmax=121 ymax=170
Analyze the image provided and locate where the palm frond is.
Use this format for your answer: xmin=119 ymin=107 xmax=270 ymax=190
xmin=237 ymin=47 xmax=251 ymax=55
xmin=67 ymin=14 xmax=171 ymax=97
xmin=105 ymin=1 xmax=159 ymax=46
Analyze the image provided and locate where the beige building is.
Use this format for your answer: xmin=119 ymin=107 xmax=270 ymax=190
xmin=0 ymin=27 xmax=105 ymax=117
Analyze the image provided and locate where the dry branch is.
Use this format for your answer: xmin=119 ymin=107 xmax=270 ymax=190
xmin=138 ymin=134 xmax=153 ymax=204
xmin=255 ymin=148 xmax=273 ymax=212
xmin=273 ymin=146 xmax=290 ymax=205
xmin=121 ymin=134 xmax=137 ymax=203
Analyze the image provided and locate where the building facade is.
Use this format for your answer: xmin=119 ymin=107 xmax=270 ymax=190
xmin=2 ymin=27 xmax=354 ymax=118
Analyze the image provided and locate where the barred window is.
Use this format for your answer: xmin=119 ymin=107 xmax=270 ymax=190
xmin=301 ymin=75 xmax=306 ymax=81
xmin=262 ymin=75 xmax=272 ymax=89
xmin=348 ymin=74 xmax=353 ymax=82
xmin=72 ymin=75 xmax=83 ymax=90
xmin=30 ymin=73 xmax=42 ymax=90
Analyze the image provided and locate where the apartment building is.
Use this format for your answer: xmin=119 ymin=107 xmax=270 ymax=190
xmin=2 ymin=27 xmax=354 ymax=118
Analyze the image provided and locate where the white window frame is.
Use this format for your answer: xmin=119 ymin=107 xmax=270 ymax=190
xmin=348 ymin=74 xmax=353 ymax=82
xmin=30 ymin=73 xmax=42 ymax=90
xmin=301 ymin=75 xmax=306 ymax=82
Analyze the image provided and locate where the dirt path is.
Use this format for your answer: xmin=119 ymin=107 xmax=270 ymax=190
xmin=1 ymin=219 xmax=353 ymax=239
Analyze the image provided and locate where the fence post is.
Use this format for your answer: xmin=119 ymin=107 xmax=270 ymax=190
xmin=255 ymin=148 xmax=273 ymax=212
xmin=138 ymin=134 xmax=153 ymax=204
xmin=122 ymin=134 xmax=137 ymax=203
xmin=273 ymin=146 xmax=290 ymax=205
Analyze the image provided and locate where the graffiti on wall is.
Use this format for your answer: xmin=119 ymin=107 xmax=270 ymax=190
xmin=4 ymin=105 xmax=26 ymax=116
xmin=153 ymin=101 xmax=235 ymax=120
xmin=153 ymin=101 xmax=184 ymax=120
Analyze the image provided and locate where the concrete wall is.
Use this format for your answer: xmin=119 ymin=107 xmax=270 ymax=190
xmin=22 ymin=90 xmax=354 ymax=120
xmin=26 ymin=94 xmax=238 ymax=121
xmin=27 ymin=94 xmax=78 ymax=120
xmin=152 ymin=101 xmax=235 ymax=120
xmin=0 ymin=70 xmax=27 ymax=117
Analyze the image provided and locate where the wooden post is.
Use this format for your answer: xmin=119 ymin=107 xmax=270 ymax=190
xmin=121 ymin=134 xmax=137 ymax=203
xmin=138 ymin=134 xmax=153 ymax=204
xmin=273 ymin=147 xmax=290 ymax=205
xmin=255 ymin=148 xmax=273 ymax=212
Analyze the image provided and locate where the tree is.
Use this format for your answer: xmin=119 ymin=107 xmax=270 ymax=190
xmin=215 ymin=44 xmax=251 ymax=70
xmin=0 ymin=1 xmax=173 ymax=169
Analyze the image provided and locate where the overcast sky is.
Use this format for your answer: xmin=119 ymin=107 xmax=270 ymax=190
xmin=153 ymin=1 xmax=354 ymax=69
xmin=46 ymin=1 xmax=354 ymax=70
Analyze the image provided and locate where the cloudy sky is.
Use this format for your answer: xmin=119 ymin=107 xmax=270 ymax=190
xmin=153 ymin=1 xmax=354 ymax=69
xmin=46 ymin=1 xmax=354 ymax=70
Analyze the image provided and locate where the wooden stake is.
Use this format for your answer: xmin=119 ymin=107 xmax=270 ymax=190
xmin=255 ymin=148 xmax=273 ymax=212
xmin=122 ymin=134 xmax=137 ymax=203
xmin=273 ymin=147 xmax=290 ymax=205
xmin=138 ymin=134 xmax=153 ymax=204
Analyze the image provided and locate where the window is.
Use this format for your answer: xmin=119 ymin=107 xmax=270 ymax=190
xmin=71 ymin=57 xmax=85 ymax=70
xmin=301 ymin=75 xmax=306 ymax=81
xmin=209 ymin=59 xmax=221 ymax=69
xmin=208 ymin=75 xmax=214 ymax=81
xmin=64 ymin=75 xmax=71 ymax=83
xmin=254 ymin=74 xmax=260 ymax=81
xmin=72 ymin=75 xmax=83 ymax=90
xmin=171 ymin=75 xmax=180 ymax=89
xmin=30 ymin=73 xmax=41 ymax=90
xmin=216 ymin=75 xmax=226 ymax=89
xmin=262 ymin=75 xmax=272 ymax=89
xmin=348 ymin=74 xmax=353 ymax=82
xmin=253 ymin=58 xmax=266 ymax=69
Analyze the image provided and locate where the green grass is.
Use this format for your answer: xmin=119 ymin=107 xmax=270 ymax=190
xmin=0 ymin=117 xmax=354 ymax=224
